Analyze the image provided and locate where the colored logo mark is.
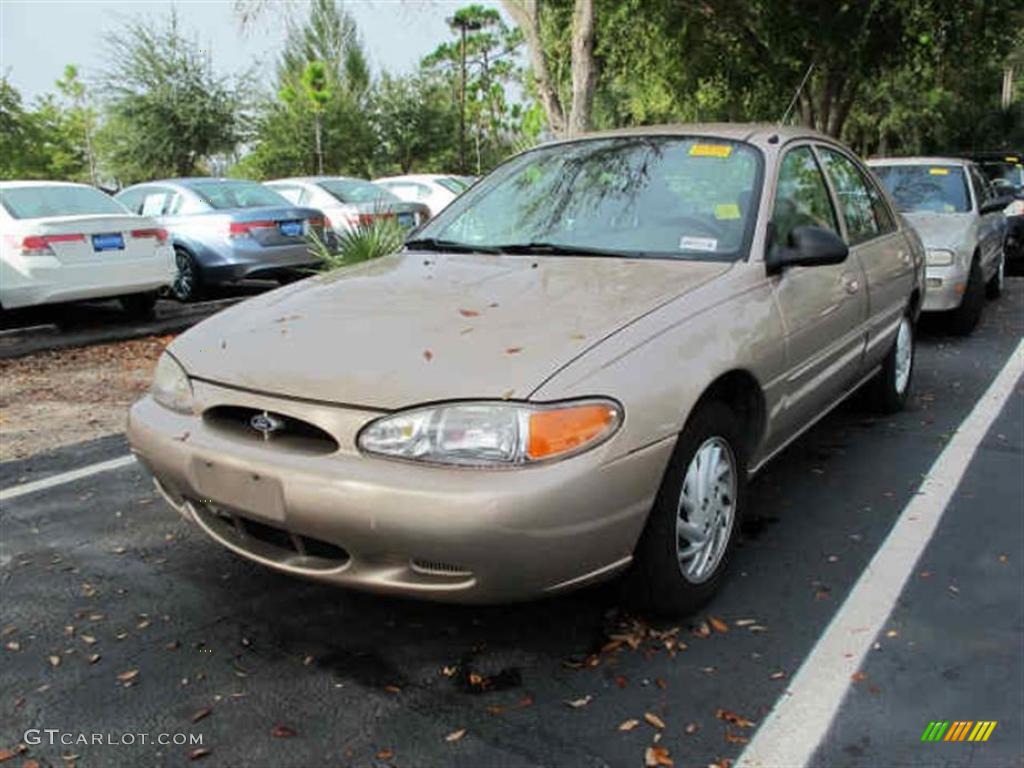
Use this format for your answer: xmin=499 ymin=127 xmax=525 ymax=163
xmin=921 ymin=721 xmax=997 ymax=742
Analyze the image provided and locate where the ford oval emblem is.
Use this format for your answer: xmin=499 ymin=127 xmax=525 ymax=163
xmin=250 ymin=411 xmax=285 ymax=440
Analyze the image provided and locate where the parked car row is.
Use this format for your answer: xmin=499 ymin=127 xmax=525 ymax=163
xmin=0 ymin=173 xmax=467 ymax=311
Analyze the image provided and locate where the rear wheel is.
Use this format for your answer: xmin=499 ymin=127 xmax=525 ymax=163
xmin=986 ymin=252 xmax=1005 ymax=299
xmin=947 ymin=258 xmax=984 ymax=336
xmin=866 ymin=312 xmax=914 ymax=413
xmin=119 ymin=291 xmax=158 ymax=319
xmin=628 ymin=401 xmax=746 ymax=615
xmin=172 ymin=247 xmax=202 ymax=302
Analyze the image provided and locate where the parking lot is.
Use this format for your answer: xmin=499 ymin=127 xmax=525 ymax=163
xmin=0 ymin=278 xmax=1020 ymax=767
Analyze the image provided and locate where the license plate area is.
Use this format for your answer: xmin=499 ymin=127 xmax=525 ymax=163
xmin=192 ymin=459 xmax=285 ymax=523
xmin=278 ymin=220 xmax=303 ymax=237
xmin=91 ymin=232 xmax=125 ymax=251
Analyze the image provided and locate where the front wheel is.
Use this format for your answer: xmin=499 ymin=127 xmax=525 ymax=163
xmin=947 ymin=259 xmax=984 ymax=336
xmin=866 ymin=312 xmax=914 ymax=413
xmin=627 ymin=401 xmax=747 ymax=615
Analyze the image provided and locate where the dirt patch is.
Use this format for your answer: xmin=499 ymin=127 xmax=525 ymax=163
xmin=0 ymin=335 xmax=173 ymax=461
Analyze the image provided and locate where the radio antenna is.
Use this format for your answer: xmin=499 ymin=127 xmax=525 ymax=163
xmin=779 ymin=62 xmax=815 ymax=126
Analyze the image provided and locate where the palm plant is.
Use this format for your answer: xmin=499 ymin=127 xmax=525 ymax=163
xmin=307 ymin=212 xmax=406 ymax=271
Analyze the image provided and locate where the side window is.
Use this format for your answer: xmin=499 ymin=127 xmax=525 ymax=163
xmin=271 ymin=185 xmax=305 ymax=205
xmin=968 ymin=167 xmax=989 ymax=209
xmin=864 ymin=175 xmax=896 ymax=233
xmin=116 ymin=188 xmax=145 ymax=214
xmin=772 ymin=146 xmax=840 ymax=248
xmin=140 ymin=189 xmax=170 ymax=217
xmin=818 ymin=148 xmax=881 ymax=244
xmin=166 ymin=193 xmax=184 ymax=215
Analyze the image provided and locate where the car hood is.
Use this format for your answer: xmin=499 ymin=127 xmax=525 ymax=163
xmin=170 ymin=251 xmax=730 ymax=408
xmin=902 ymin=212 xmax=974 ymax=251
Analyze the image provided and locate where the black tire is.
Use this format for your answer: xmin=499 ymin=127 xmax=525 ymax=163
xmin=627 ymin=401 xmax=747 ymax=616
xmin=119 ymin=291 xmax=158 ymax=319
xmin=866 ymin=311 xmax=914 ymax=413
xmin=947 ymin=258 xmax=984 ymax=336
xmin=172 ymin=247 xmax=203 ymax=302
xmin=986 ymin=252 xmax=1005 ymax=299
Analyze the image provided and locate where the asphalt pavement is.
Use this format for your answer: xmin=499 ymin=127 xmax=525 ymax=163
xmin=1 ymin=279 xmax=1021 ymax=768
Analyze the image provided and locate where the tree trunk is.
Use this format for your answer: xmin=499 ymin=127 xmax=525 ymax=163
xmin=459 ymin=25 xmax=467 ymax=174
xmin=314 ymin=113 xmax=323 ymax=174
xmin=567 ymin=0 xmax=596 ymax=137
xmin=501 ymin=0 xmax=566 ymax=136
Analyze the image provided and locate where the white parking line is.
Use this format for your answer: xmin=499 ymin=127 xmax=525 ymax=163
xmin=0 ymin=455 xmax=137 ymax=504
xmin=738 ymin=338 xmax=1024 ymax=768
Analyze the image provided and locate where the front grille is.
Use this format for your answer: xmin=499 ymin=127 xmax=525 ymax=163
xmin=203 ymin=406 xmax=338 ymax=455
xmin=410 ymin=558 xmax=473 ymax=577
xmin=191 ymin=500 xmax=349 ymax=571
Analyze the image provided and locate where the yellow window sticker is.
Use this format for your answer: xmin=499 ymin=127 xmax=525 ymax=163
xmin=689 ymin=143 xmax=732 ymax=159
xmin=714 ymin=203 xmax=741 ymax=220
xmin=1005 ymin=156 xmax=1019 ymax=163
xmin=928 ymin=167 xmax=950 ymax=175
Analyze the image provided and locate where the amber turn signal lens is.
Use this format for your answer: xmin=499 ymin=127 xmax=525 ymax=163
xmin=527 ymin=404 xmax=618 ymax=460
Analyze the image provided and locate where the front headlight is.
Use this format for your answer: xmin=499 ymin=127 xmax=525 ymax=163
xmin=926 ymin=249 xmax=955 ymax=267
xmin=357 ymin=399 xmax=622 ymax=467
xmin=151 ymin=352 xmax=194 ymax=414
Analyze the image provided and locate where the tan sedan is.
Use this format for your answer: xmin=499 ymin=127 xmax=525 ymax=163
xmin=127 ymin=125 xmax=925 ymax=612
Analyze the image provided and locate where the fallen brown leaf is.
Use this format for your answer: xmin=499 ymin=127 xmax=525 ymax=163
xmin=715 ymin=709 xmax=755 ymax=728
xmin=116 ymin=669 xmax=139 ymax=684
xmin=191 ymin=707 xmax=212 ymax=724
xmin=709 ymin=616 xmax=729 ymax=634
xmin=457 ymin=309 xmax=480 ymax=317
xmin=376 ymin=749 xmax=393 ymax=760
xmin=724 ymin=728 xmax=749 ymax=744
xmin=684 ymin=722 xmax=700 ymax=734
xmin=851 ymin=671 xmax=867 ymax=682
xmin=644 ymin=745 xmax=673 ymax=766
xmin=187 ymin=747 xmax=211 ymax=761
xmin=565 ymin=695 xmax=593 ymax=708
xmin=618 ymin=719 xmax=640 ymax=731
xmin=80 ymin=635 xmax=97 ymax=645
xmin=644 ymin=712 xmax=666 ymax=730
xmin=423 ymin=350 xmax=433 ymax=361
xmin=445 ymin=728 xmax=466 ymax=743
xmin=505 ymin=347 xmax=523 ymax=354
xmin=0 ymin=749 xmax=15 ymax=763
xmin=270 ymin=724 xmax=296 ymax=738
xmin=4 ymin=641 xmax=20 ymax=652
xmin=88 ymin=654 xmax=101 ymax=664
xmin=47 ymin=655 xmax=61 ymax=668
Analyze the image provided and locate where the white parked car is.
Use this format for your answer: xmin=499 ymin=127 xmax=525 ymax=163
xmin=264 ymin=177 xmax=428 ymax=236
xmin=0 ymin=181 xmax=175 ymax=316
xmin=371 ymin=174 xmax=470 ymax=218
xmin=868 ymin=157 xmax=1007 ymax=335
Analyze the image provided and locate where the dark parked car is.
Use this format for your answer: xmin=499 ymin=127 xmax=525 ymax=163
xmin=116 ymin=179 xmax=329 ymax=301
xmin=967 ymin=152 xmax=1024 ymax=267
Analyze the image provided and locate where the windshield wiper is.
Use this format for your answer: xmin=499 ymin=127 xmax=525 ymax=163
xmin=404 ymin=237 xmax=503 ymax=254
xmin=491 ymin=241 xmax=641 ymax=258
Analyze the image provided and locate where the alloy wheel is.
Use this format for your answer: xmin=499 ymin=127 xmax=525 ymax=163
xmin=173 ymin=251 xmax=194 ymax=301
xmin=894 ymin=315 xmax=913 ymax=396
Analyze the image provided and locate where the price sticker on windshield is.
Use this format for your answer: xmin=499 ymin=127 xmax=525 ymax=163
xmin=929 ymin=167 xmax=950 ymax=175
xmin=689 ymin=143 xmax=733 ymax=159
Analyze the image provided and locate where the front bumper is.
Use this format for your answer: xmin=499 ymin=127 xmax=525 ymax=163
xmin=922 ymin=262 xmax=969 ymax=312
xmin=127 ymin=384 xmax=673 ymax=603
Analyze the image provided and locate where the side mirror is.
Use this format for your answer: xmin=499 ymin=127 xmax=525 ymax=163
xmin=766 ymin=225 xmax=849 ymax=274
xmin=980 ymin=196 xmax=1014 ymax=215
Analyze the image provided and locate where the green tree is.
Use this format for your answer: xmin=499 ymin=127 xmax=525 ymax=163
xmin=97 ymin=11 xmax=244 ymax=184
xmin=368 ymin=73 xmax=459 ymax=174
xmin=238 ymin=0 xmax=375 ymax=179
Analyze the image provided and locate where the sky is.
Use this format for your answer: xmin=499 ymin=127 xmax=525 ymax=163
xmin=0 ymin=0 xmax=508 ymax=102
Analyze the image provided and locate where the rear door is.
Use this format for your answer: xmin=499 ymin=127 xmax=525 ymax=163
xmin=817 ymin=146 xmax=913 ymax=372
xmin=967 ymin=163 xmax=1005 ymax=279
xmin=766 ymin=144 xmax=868 ymax=451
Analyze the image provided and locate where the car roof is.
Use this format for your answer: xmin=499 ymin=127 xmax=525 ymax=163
xmin=268 ymin=176 xmax=371 ymax=185
xmin=574 ymin=122 xmax=831 ymax=144
xmin=374 ymin=174 xmax=458 ymax=184
xmin=866 ymin=156 xmax=970 ymax=167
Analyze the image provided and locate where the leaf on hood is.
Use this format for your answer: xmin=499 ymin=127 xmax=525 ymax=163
xmin=709 ymin=616 xmax=729 ymax=633
xmin=445 ymin=728 xmax=467 ymax=742
xmin=376 ymin=749 xmax=394 ymax=760
xmin=116 ymin=669 xmax=139 ymax=684
xmin=270 ymin=724 xmax=296 ymax=738
xmin=423 ymin=350 xmax=433 ymax=361
xmin=191 ymin=707 xmax=212 ymax=724
xmin=644 ymin=712 xmax=666 ymax=730
xmin=692 ymin=621 xmax=711 ymax=638
xmin=724 ymin=728 xmax=749 ymax=744
xmin=505 ymin=347 xmax=523 ymax=354
xmin=644 ymin=745 xmax=673 ymax=766
xmin=715 ymin=709 xmax=755 ymax=728
xmin=618 ymin=719 xmax=640 ymax=732
xmin=187 ymin=747 xmax=211 ymax=761
xmin=565 ymin=695 xmax=593 ymax=708
xmin=458 ymin=309 xmax=480 ymax=317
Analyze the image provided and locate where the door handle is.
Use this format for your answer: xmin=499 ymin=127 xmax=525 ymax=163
xmin=842 ymin=274 xmax=860 ymax=294
xmin=897 ymin=250 xmax=912 ymax=266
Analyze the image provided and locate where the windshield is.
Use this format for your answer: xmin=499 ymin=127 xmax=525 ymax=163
xmin=1 ymin=185 xmax=128 ymax=220
xmin=977 ymin=159 xmax=1023 ymax=193
xmin=187 ymin=180 xmax=291 ymax=210
xmin=872 ymin=164 xmax=971 ymax=213
xmin=318 ymin=178 xmax=399 ymax=204
xmin=415 ymin=136 xmax=763 ymax=260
